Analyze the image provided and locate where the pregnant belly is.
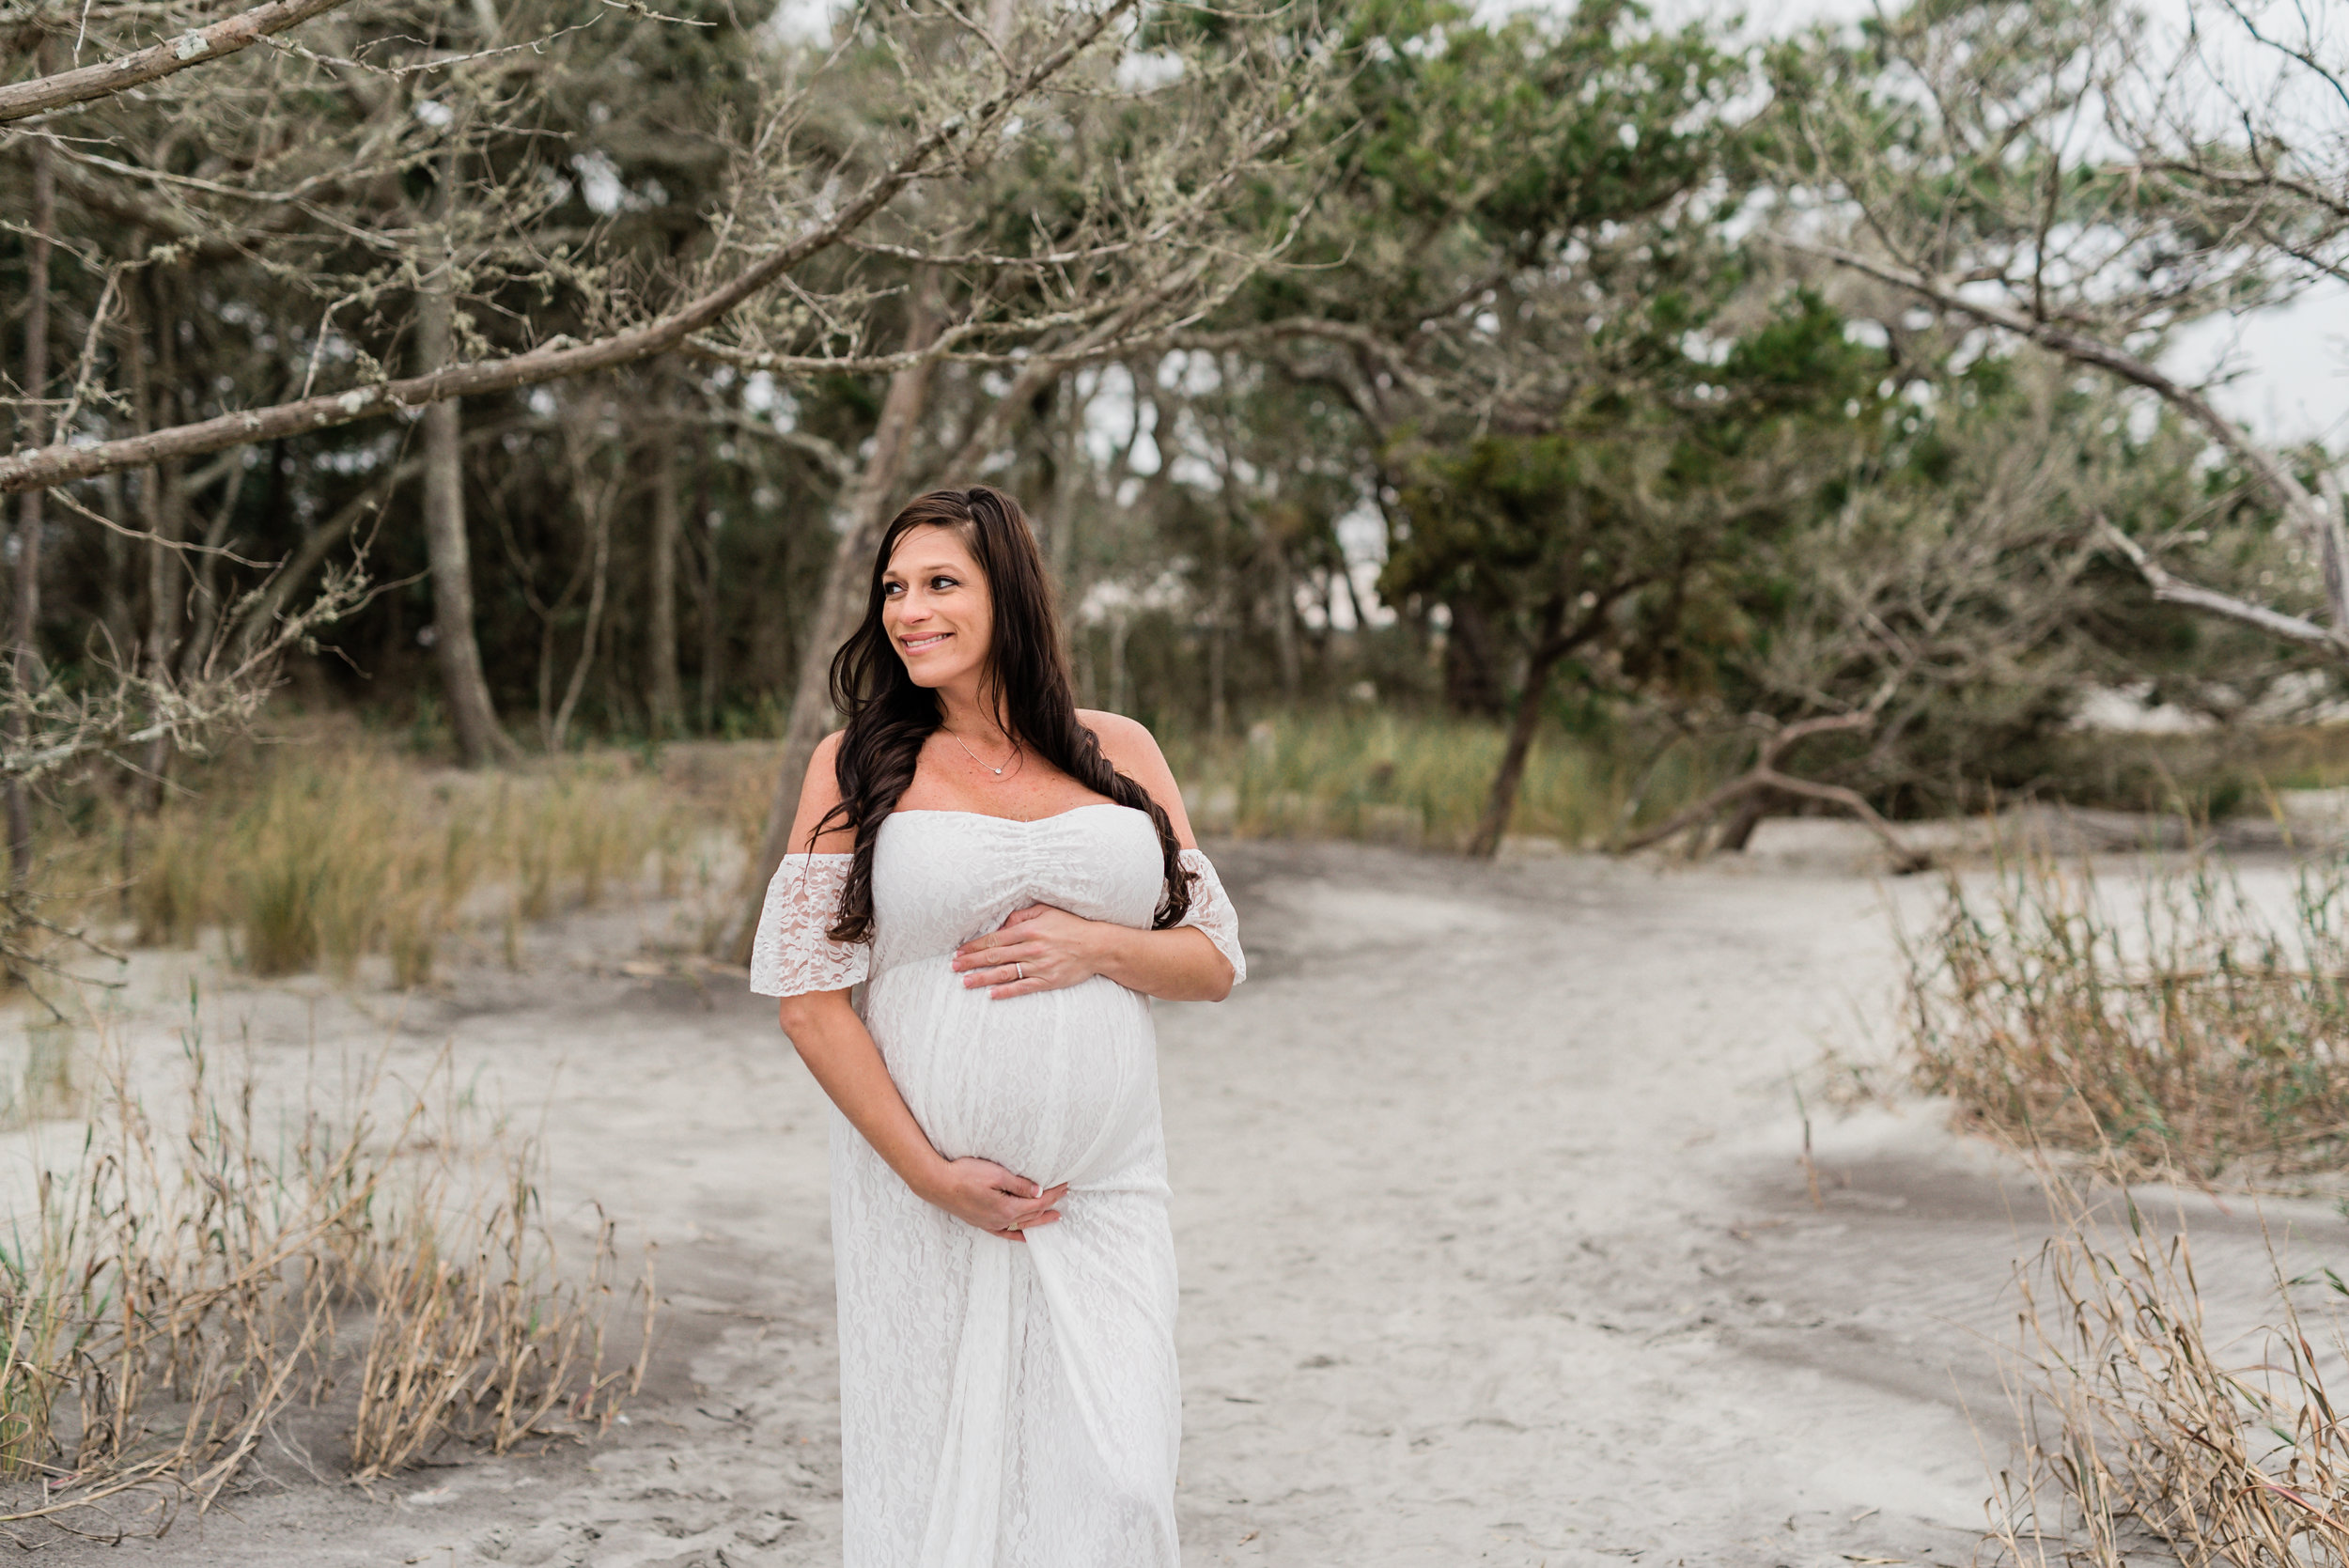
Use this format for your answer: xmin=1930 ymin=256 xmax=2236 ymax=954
xmin=864 ymin=958 xmax=1160 ymax=1188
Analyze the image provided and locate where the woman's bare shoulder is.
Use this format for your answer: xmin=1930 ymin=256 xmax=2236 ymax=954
xmin=1078 ymin=710 xmax=1196 ymax=847
xmin=1077 ymin=708 xmax=1160 ymax=757
xmin=790 ymin=730 xmax=854 ymax=854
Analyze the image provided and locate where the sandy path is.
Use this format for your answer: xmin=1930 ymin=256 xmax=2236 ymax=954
xmin=1159 ymin=846 xmax=1998 ymax=1567
xmin=17 ymin=841 xmax=2320 ymax=1566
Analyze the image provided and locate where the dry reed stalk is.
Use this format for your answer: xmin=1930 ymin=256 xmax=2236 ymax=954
xmin=1906 ymin=851 xmax=2349 ymax=1560
xmin=347 ymin=1164 xmax=642 ymax=1477
xmin=1906 ymin=852 xmax=2349 ymax=1184
xmin=0 ymin=1001 xmax=657 ymax=1538
xmin=1987 ymin=1162 xmax=2349 ymax=1566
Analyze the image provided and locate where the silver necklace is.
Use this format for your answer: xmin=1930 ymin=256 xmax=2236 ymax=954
xmin=945 ymin=728 xmax=1018 ymax=777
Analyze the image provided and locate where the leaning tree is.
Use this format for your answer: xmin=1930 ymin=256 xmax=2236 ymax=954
xmin=1769 ymin=0 xmax=2349 ymax=660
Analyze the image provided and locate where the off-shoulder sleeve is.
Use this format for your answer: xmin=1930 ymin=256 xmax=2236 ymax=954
xmin=1175 ymin=848 xmax=1245 ymax=986
xmin=748 ymin=853 xmax=872 ymax=998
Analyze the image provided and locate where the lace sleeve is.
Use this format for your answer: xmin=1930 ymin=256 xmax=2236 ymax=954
xmin=748 ymin=853 xmax=871 ymax=998
xmin=1175 ymin=848 xmax=1245 ymax=986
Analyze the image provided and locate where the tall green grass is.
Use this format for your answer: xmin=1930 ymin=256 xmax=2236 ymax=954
xmin=1163 ymin=708 xmax=1735 ymax=849
xmin=120 ymin=748 xmax=695 ymax=986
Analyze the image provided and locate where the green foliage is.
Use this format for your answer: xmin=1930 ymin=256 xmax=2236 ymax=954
xmin=1231 ymin=0 xmax=1750 ymax=363
xmin=1382 ymin=286 xmax=1890 ymax=710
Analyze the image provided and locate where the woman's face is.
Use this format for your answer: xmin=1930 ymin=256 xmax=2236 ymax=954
xmin=880 ymin=523 xmax=994 ymax=691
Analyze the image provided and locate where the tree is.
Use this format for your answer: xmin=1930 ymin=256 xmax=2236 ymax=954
xmin=0 ymin=1 xmax=1165 ymax=496
xmin=1132 ymin=0 xmax=1776 ymax=847
xmin=1610 ymin=335 xmax=2309 ymax=859
xmin=1382 ymin=290 xmax=1890 ymax=854
xmin=4 ymin=0 xmax=1322 ymax=838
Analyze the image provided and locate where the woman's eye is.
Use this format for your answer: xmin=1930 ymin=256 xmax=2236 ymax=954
xmin=929 ymin=576 xmax=957 ymax=591
xmin=881 ymin=582 xmax=903 ymax=597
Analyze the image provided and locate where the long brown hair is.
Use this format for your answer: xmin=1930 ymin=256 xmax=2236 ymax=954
xmin=810 ymin=486 xmax=1192 ymax=943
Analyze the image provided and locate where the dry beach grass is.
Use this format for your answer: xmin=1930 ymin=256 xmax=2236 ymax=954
xmin=1164 ymin=707 xmax=1742 ymax=850
xmin=118 ymin=747 xmax=709 ymax=986
xmin=1988 ymin=1166 xmax=2349 ymax=1568
xmin=0 ymin=1011 xmax=654 ymax=1541
xmin=1906 ymin=853 xmax=2349 ymax=1187
xmin=1903 ymin=850 xmax=2349 ymax=1564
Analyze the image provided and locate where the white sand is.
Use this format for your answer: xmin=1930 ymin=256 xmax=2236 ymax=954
xmin=10 ymin=838 xmax=2322 ymax=1566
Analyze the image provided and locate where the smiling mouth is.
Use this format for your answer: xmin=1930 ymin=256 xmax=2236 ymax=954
xmin=901 ymin=632 xmax=950 ymax=653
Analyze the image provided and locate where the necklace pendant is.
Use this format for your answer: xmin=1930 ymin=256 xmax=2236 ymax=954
xmin=947 ymin=727 xmax=1017 ymax=778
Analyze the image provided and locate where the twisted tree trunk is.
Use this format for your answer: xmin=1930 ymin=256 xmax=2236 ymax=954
xmin=1466 ymin=590 xmax=1567 ymax=860
xmin=1467 ymin=547 xmax=1641 ymax=860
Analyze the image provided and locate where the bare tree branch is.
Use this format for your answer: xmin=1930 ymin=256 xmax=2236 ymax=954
xmin=2214 ymin=0 xmax=2349 ymax=115
xmin=711 ymin=417 xmax=856 ymax=483
xmin=1161 ymin=317 xmax=1440 ymax=400
xmin=0 ymin=0 xmax=1141 ymax=495
xmin=48 ymin=485 xmax=278 ymax=566
xmin=228 ymin=458 xmax=421 ymax=662
xmin=1613 ymin=709 xmax=1925 ymax=868
xmin=0 ymin=0 xmax=365 ymax=124
xmin=935 ymin=283 xmax=1186 ymax=481
xmin=0 ymin=556 xmax=372 ymax=783
xmin=2095 ymin=518 xmax=2349 ymax=653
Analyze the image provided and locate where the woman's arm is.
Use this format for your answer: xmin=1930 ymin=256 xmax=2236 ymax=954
xmin=956 ymin=910 xmax=1232 ymax=1001
xmin=951 ymin=712 xmax=1237 ymax=1002
xmin=776 ymin=737 xmax=1065 ymax=1240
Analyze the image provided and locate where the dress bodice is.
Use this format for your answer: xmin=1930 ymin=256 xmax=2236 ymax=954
xmin=867 ymin=804 xmax=1162 ymax=977
xmin=748 ymin=808 xmax=1245 ymax=999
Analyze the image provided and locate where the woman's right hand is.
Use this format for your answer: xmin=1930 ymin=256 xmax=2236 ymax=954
xmin=917 ymin=1157 xmax=1066 ymax=1242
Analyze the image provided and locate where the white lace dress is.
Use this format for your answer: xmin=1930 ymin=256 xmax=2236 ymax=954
xmin=749 ymin=803 xmax=1245 ymax=1568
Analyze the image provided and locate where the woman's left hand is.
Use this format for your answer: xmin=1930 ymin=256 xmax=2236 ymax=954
xmin=953 ymin=905 xmax=1102 ymax=999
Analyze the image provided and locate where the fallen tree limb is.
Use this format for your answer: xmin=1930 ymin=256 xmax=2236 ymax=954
xmin=1612 ymin=710 xmax=1928 ymax=870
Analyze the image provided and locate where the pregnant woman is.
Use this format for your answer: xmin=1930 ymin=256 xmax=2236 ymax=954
xmin=749 ymin=485 xmax=1244 ymax=1567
